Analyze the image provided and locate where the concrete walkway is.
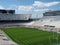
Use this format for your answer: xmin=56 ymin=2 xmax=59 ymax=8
xmin=0 ymin=29 xmax=18 ymax=45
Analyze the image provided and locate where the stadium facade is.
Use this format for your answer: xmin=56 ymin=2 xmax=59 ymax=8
xmin=40 ymin=10 xmax=60 ymax=28
xmin=0 ymin=9 xmax=34 ymax=23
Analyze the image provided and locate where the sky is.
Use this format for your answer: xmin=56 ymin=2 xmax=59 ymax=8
xmin=0 ymin=0 xmax=60 ymax=18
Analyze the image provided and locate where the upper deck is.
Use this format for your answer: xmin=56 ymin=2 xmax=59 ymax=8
xmin=43 ymin=10 xmax=60 ymax=16
xmin=0 ymin=9 xmax=15 ymax=14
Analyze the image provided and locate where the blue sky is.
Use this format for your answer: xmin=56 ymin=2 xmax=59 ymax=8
xmin=0 ymin=0 xmax=60 ymax=18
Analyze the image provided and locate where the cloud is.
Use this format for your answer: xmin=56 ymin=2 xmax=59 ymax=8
xmin=18 ymin=6 xmax=33 ymax=11
xmin=9 ymin=1 xmax=60 ymax=13
xmin=6 ymin=1 xmax=59 ymax=18
xmin=34 ymin=9 xmax=49 ymax=12
xmin=33 ymin=1 xmax=60 ymax=7
xmin=0 ymin=6 xmax=4 ymax=9
xmin=33 ymin=1 xmax=44 ymax=7
xmin=8 ymin=1 xmax=60 ymax=15
xmin=45 ymin=2 xmax=60 ymax=7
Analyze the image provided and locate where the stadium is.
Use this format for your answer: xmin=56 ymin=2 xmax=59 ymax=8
xmin=0 ymin=10 xmax=60 ymax=45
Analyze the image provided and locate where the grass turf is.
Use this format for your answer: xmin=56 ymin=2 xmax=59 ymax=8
xmin=2 ymin=27 xmax=60 ymax=45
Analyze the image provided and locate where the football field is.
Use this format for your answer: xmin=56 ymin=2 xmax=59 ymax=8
xmin=3 ymin=27 xmax=60 ymax=45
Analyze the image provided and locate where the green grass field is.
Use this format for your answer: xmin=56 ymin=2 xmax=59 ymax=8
xmin=3 ymin=27 xmax=60 ymax=45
